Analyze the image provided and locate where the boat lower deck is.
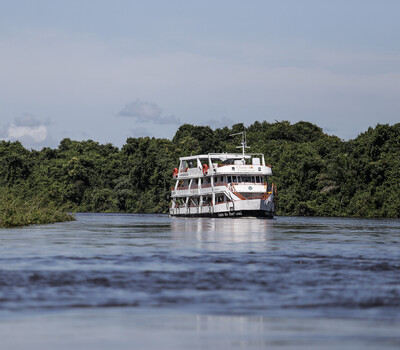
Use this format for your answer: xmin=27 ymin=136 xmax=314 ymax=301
xmin=169 ymin=197 xmax=274 ymax=218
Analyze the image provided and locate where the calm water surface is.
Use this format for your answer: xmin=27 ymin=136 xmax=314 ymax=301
xmin=1 ymin=214 xmax=400 ymax=349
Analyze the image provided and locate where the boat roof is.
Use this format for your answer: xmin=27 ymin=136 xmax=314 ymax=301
xmin=179 ymin=153 xmax=264 ymax=161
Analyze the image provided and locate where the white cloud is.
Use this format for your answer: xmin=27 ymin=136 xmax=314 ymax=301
xmin=1 ymin=114 xmax=51 ymax=149
xmin=8 ymin=124 xmax=48 ymax=143
xmin=118 ymin=99 xmax=181 ymax=124
xmin=118 ymin=100 xmax=161 ymax=120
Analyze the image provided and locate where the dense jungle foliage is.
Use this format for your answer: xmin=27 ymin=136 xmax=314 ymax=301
xmin=1 ymin=121 xmax=399 ymax=219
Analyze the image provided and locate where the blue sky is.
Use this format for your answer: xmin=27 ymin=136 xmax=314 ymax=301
xmin=0 ymin=0 xmax=399 ymax=149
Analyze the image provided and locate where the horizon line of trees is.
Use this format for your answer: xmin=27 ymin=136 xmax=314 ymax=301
xmin=1 ymin=120 xmax=399 ymax=218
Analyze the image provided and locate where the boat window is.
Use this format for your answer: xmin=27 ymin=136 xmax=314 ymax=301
xmin=227 ymin=176 xmax=232 ymax=183
xmin=216 ymin=194 xmax=225 ymax=203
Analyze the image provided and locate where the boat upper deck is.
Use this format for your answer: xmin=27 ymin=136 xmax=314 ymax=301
xmin=175 ymin=152 xmax=272 ymax=179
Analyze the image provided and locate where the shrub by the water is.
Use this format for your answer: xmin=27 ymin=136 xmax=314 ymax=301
xmin=0 ymin=189 xmax=74 ymax=227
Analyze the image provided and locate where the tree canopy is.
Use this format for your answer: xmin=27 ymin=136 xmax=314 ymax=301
xmin=1 ymin=121 xmax=399 ymax=218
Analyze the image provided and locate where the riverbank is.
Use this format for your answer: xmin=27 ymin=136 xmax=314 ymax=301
xmin=0 ymin=190 xmax=75 ymax=227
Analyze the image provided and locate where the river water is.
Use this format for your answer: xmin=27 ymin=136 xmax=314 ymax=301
xmin=1 ymin=213 xmax=400 ymax=349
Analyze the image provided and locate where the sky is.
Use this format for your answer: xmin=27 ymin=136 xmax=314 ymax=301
xmin=0 ymin=0 xmax=399 ymax=149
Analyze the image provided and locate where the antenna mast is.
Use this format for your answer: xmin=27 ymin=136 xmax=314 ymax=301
xmin=230 ymin=130 xmax=250 ymax=159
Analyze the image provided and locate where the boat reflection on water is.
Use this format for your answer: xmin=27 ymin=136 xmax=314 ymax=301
xmin=170 ymin=217 xmax=274 ymax=250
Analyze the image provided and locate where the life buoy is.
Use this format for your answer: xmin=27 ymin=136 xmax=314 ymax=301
xmin=202 ymin=164 xmax=209 ymax=175
xmin=173 ymin=168 xmax=178 ymax=178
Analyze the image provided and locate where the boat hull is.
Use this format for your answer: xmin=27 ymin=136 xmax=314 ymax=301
xmin=170 ymin=210 xmax=274 ymax=218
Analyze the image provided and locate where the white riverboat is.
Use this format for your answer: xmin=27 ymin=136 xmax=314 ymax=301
xmin=169 ymin=133 xmax=275 ymax=218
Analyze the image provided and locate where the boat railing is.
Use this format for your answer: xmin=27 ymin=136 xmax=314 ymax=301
xmin=174 ymin=181 xmax=267 ymax=190
xmin=174 ymin=204 xmax=186 ymax=208
xmin=215 ymin=163 xmax=260 ymax=167
xmin=172 ymin=182 xmax=272 ymax=200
